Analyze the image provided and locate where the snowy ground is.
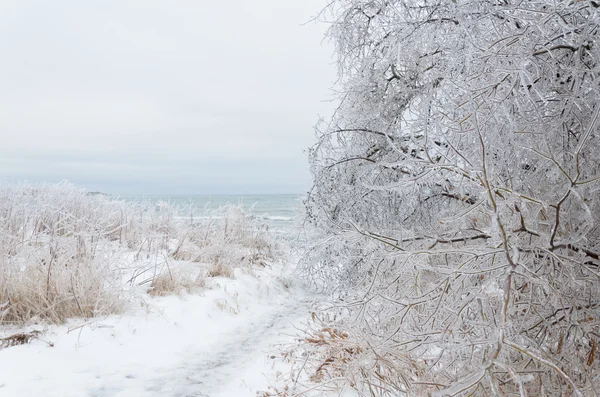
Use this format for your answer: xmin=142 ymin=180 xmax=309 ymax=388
xmin=0 ymin=266 xmax=311 ymax=397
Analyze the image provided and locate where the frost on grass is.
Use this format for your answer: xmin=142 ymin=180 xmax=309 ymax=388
xmin=0 ymin=182 xmax=280 ymax=324
xmin=290 ymin=1 xmax=600 ymax=396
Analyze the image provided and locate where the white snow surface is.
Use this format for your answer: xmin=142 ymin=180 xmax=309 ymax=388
xmin=0 ymin=267 xmax=310 ymax=397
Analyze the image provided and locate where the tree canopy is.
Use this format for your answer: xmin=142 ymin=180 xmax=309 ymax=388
xmin=300 ymin=1 xmax=600 ymax=395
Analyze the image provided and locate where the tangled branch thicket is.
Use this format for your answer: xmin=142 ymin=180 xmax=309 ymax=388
xmin=296 ymin=1 xmax=600 ymax=396
xmin=0 ymin=182 xmax=277 ymax=324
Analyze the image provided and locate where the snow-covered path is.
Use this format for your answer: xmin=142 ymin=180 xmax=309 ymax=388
xmin=0 ymin=269 xmax=310 ymax=397
xmin=140 ymin=294 xmax=309 ymax=397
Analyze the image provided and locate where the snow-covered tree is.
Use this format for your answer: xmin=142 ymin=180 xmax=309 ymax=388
xmin=301 ymin=1 xmax=600 ymax=395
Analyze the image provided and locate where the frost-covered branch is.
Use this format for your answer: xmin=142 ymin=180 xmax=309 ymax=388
xmin=293 ymin=0 xmax=600 ymax=395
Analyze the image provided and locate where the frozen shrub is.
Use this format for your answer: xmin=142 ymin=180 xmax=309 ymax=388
xmin=0 ymin=183 xmax=127 ymax=324
xmin=148 ymin=262 xmax=206 ymax=297
xmin=297 ymin=1 xmax=600 ymax=396
xmin=170 ymin=204 xmax=278 ymax=270
xmin=0 ymin=183 xmax=279 ymax=324
xmin=207 ymin=260 xmax=234 ymax=279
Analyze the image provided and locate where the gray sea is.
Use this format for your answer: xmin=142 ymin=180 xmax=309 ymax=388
xmin=121 ymin=194 xmax=303 ymax=236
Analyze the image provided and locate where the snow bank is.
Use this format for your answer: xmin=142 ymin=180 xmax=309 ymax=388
xmin=0 ymin=266 xmax=310 ymax=397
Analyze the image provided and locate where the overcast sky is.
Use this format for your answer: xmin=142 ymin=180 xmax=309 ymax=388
xmin=0 ymin=1 xmax=336 ymax=195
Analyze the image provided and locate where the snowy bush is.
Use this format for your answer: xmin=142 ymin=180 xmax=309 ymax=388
xmin=296 ymin=1 xmax=600 ymax=396
xmin=0 ymin=183 xmax=128 ymax=323
xmin=0 ymin=183 xmax=278 ymax=324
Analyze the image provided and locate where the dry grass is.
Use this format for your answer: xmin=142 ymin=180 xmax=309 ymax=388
xmin=259 ymin=315 xmax=422 ymax=397
xmin=207 ymin=260 xmax=234 ymax=278
xmin=214 ymin=296 xmax=239 ymax=314
xmin=148 ymin=264 xmax=206 ymax=296
xmin=0 ymin=330 xmax=42 ymax=349
xmin=0 ymin=231 xmax=125 ymax=324
xmin=0 ymin=256 xmax=123 ymax=324
xmin=0 ymin=182 xmax=279 ymax=324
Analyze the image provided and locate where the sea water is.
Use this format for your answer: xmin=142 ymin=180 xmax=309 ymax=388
xmin=122 ymin=194 xmax=303 ymax=236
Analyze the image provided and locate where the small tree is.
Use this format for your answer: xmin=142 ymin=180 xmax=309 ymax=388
xmin=300 ymin=1 xmax=600 ymax=395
